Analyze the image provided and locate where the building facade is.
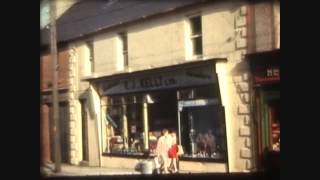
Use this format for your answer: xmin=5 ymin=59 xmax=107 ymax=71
xmin=40 ymin=0 xmax=280 ymax=173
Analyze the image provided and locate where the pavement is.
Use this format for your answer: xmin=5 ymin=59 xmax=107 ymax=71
xmin=40 ymin=163 xmax=142 ymax=177
xmin=40 ymin=163 xmax=279 ymax=180
xmin=40 ymin=163 xmax=195 ymax=177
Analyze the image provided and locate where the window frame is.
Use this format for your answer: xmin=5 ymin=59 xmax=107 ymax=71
xmin=189 ymin=15 xmax=203 ymax=57
xmin=86 ymin=41 xmax=95 ymax=74
xmin=119 ymin=32 xmax=128 ymax=69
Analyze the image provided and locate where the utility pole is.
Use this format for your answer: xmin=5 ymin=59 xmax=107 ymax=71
xmin=50 ymin=0 xmax=61 ymax=172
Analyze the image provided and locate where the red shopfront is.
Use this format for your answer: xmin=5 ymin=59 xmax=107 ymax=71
xmin=247 ymin=50 xmax=280 ymax=170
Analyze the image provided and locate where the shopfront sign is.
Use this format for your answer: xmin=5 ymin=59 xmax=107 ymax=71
xmin=253 ymin=66 xmax=280 ymax=85
xmin=100 ymin=65 xmax=217 ymax=95
xmin=178 ymin=98 xmax=220 ymax=111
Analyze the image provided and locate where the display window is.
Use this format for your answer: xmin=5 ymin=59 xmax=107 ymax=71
xmin=177 ymin=86 xmax=227 ymax=160
xmin=103 ymin=85 xmax=228 ymax=162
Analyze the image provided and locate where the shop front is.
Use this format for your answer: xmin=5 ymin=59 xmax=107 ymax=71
xmin=89 ymin=59 xmax=229 ymax=172
xmin=247 ymin=50 xmax=280 ymax=170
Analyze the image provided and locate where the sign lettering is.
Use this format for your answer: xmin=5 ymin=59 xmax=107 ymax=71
xmin=254 ymin=66 xmax=280 ymax=85
xmin=99 ymin=65 xmax=216 ymax=95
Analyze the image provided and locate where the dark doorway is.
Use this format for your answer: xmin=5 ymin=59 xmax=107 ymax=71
xmin=49 ymin=102 xmax=70 ymax=163
xmin=80 ymin=99 xmax=89 ymax=162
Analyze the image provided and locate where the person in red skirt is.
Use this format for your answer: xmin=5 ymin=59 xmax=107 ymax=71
xmin=168 ymin=130 xmax=178 ymax=173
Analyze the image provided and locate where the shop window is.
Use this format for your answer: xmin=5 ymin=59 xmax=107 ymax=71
xmin=105 ymin=95 xmax=145 ymax=155
xmin=179 ymin=105 xmax=227 ymax=160
xmin=103 ymin=86 xmax=227 ymax=161
xmin=177 ymin=85 xmax=227 ymax=160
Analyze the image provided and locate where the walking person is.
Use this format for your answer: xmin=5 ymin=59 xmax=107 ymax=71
xmin=168 ymin=130 xmax=178 ymax=173
xmin=155 ymin=129 xmax=172 ymax=174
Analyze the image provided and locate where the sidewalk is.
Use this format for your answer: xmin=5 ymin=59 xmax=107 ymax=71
xmin=41 ymin=163 xmax=196 ymax=177
xmin=40 ymin=164 xmax=276 ymax=180
xmin=41 ymin=164 xmax=142 ymax=177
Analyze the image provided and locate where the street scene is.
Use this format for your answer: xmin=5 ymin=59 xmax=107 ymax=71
xmin=40 ymin=0 xmax=280 ymax=179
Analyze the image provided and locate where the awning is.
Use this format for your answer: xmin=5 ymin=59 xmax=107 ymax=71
xmin=84 ymin=58 xmax=226 ymax=96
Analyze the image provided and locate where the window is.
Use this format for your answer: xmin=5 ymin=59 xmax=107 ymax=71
xmin=119 ymin=32 xmax=128 ymax=69
xmin=179 ymin=104 xmax=226 ymax=159
xmin=177 ymin=85 xmax=227 ymax=160
xmin=189 ymin=16 xmax=203 ymax=57
xmin=105 ymin=95 xmax=145 ymax=155
xmin=103 ymin=86 xmax=227 ymax=161
xmin=86 ymin=41 xmax=94 ymax=74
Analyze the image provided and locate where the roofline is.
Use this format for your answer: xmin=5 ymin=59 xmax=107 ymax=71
xmin=41 ymin=0 xmax=271 ymax=48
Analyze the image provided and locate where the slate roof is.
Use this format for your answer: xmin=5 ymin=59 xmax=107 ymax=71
xmin=40 ymin=0 xmax=208 ymax=46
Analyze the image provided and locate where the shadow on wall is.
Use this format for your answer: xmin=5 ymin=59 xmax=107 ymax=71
xmin=230 ymin=60 xmax=251 ymax=105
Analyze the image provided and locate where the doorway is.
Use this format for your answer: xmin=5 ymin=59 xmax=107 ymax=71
xmin=49 ymin=102 xmax=70 ymax=163
xmin=80 ymin=99 xmax=89 ymax=162
xmin=254 ymin=84 xmax=280 ymax=168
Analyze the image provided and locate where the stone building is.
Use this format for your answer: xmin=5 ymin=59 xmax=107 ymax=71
xmin=40 ymin=0 xmax=280 ymax=173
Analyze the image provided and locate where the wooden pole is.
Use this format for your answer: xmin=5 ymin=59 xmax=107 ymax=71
xmin=50 ymin=0 xmax=61 ymax=172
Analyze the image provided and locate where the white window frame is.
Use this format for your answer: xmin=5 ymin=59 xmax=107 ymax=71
xmin=185 ymin=13 xmax=203 ymax=61
xmin=118 ymin=32 xmax=128 ymax=71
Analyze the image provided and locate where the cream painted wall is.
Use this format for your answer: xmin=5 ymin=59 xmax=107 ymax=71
xmin=129 ymin=15 xmax=186 ymax=70
xmin=91 ymin=2 xmax=242 ymax=75
xmin=94 ymin=34 xmax=118 ymax=75
xmin=274 ymin=1 xmax=280 ymax=49
xmin=202 ymin=3 xmax=238 ymax=59
xmin=69 ymin=0 xmax=280 ymax=172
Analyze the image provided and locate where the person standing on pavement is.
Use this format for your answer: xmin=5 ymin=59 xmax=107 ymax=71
xmin=155 ymin=129 xmax=172 ymax=174
xmin=168 ymin=130 xmax=178 ymax=173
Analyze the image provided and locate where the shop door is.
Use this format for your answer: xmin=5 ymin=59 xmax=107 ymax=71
xmin=59 ymin=102 xmax=70 ymax=163
xmin=255 ymin=87 xmax=280 ymax=168
xmin=49 ymin=102 xmax=70 ymax=163
xmin=80 ymin=99 xmax=89 ymax=161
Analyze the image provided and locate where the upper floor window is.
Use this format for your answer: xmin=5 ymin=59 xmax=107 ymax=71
xmin=189 ymin=16 xmax=203 ymax=57
xmin=86 ymin=41 xmax=94 ymax=74
xmin=119 ymin=32 xmax=128 ymax=69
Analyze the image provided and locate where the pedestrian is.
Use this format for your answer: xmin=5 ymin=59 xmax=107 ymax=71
xmin=168 ymin=130 xmax=178 ymax=173
xmin=155 ymin=129 xmax=171 ymax=174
